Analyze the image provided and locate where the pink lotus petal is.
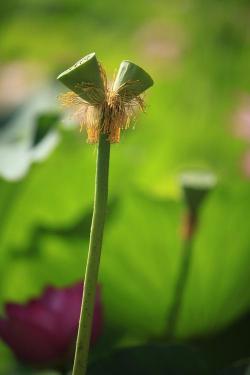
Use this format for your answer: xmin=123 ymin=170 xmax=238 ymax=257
xmin=0 ymin=281 xmax=103 ymax=368
xmin=6 ymin=301 xmax=58 ymax=333
xmin=40 ymin=283 xmax=83 ymax=343
xmin=0 ymin=317 xmax=63 ymax=364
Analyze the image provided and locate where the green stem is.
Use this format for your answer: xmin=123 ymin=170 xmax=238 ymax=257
xmin=72 ymin=133 xmax=110 ymax=375
xmin=166 ymin=232 xmax=194 ymax=340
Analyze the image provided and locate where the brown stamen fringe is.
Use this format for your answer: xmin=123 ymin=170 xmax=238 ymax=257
xmin=58 ymin=66 xmax=145 ymax=144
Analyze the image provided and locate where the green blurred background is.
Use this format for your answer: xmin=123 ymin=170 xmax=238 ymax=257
xmin=1 ymin=0 xmax=250 ymax=372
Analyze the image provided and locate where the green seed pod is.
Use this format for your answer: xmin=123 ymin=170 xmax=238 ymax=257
xmin=57 ymin=52 xmax=105 ymax=104
xmin=180 ymin=171 xmax=217 ymax=214
xmin=113 ymin=61 xmax=153 ymax=101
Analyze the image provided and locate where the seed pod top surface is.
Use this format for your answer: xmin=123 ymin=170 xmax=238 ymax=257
xmin=57 ymin=52 xmax=105 ymax=104
xmin=112 ymin=60 xmax=154 ymax=101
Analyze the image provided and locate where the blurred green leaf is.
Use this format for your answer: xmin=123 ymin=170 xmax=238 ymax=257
xmin=33 ymin=112 xmax=59 ymax=146
xmin=0 ymin=234 xmax=88 ymax=304
xmin=177 ymin=183 xmax=250 ymax=337
xmin=0 ymin=341 xmax=14 ymax=374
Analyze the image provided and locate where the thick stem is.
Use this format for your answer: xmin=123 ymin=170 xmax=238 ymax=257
xmin=72 ymin=134 xmax=110 ymax=375
xmin=166 ymin=212 xmax=196 ymax=340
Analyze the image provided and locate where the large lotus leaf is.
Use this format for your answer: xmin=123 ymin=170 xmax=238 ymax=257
xmin=100 ymin=192 xmax=183 ymax=336
xmin=0 ymin=120 xmax=155 ymax=275
xmin=0 ymin=125 xmax=146 ymax=308
xmin=0 ymin=234 xmax=88 ymax=306
xmin=100 ymin=184 xmax=250 ymax=338
xmin=0 ymin=131 xmax=93 ymax=252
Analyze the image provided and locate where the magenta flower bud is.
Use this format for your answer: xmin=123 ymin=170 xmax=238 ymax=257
xmin=0 ymin=282 xmax=103 ymax=369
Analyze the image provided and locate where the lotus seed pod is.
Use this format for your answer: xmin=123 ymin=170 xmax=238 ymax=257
xmin=57 ymin=52 xmax=105 ymax=104
xmin=113 ymin=61 xmax=153 ymax=101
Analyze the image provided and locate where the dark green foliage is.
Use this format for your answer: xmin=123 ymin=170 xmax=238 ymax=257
xmin=88 ymin=344 xmax=210 ymax=375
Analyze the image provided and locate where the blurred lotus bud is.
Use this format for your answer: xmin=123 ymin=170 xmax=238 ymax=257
xmin=241 ymin=150 xmax=250 ymax=179
xmin=0 ymin=282 xmax=103 ymax=370
xmin=233 ymin=96 xmax=250 ymax=141
xmin=180 ymin=171 xmax=217 ymax=239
